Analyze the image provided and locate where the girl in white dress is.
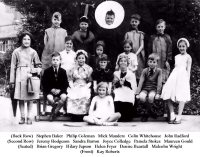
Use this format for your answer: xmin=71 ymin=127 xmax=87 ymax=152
xmin=83 ymin=82 xmax=121 ymax=126
xmin=161 ymin=38 xmax=192 ymax=124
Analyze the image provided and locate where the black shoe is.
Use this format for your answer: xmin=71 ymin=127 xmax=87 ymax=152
xmin=150 ymin=113 xmax=158 ymax=119
xmin=19 ymin=117 xmax=25 ymax=124
xmin=49 ymin=113 xmax=56 ymax=122
xmin=141 ymin=115 xmax=149 ymax=122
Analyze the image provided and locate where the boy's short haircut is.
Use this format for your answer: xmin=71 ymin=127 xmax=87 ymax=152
xmin=106 ymin=10 xmax=115 ymax=17
xmin=155 ymin=19 xmax=166 ymax=26
xmin=131 ymin=14 xmax=141 ymax=21
xmin=52 ymin=52 xmax=61 ymax=58
xmin=52 ymin=12 xmax=62 ymax=20
xmin=148 ymin=53 xmax=160 ymax=62
xmin=65 ymin=36 xmax=73 ymax=43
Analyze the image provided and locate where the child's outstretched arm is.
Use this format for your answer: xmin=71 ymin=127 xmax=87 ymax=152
xmin=108 ymin=82 xmax=112 ymax=94
xmin=44 ymin=30 xmax=48 ymax=46
xmin=115 ymin=55 xmax=120 ymax=70
xmin=109 ymin=96 xmax=115 ymax=113
xmin=136 ymin=33 xmax=144 ymax=55
xmin=129 ymin=54 xmax=138 ymax=72
xmin=186 ymin=55 xmax=192 ymax=81
xmin=93 ymin=81 xmax=97 ymax=93
xmin=135 ymin=69 xmax=146 ymax=95
xmin=166 ymin=35 xmax=172 ymax=65
xmin=156 ymin=69 xmax=163 ymax=95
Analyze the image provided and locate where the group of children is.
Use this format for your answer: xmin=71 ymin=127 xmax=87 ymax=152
xmin=10 ymin=11 xmax=192 ymax=126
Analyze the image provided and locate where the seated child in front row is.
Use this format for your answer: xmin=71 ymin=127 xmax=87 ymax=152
xmin=136 ymin=53 xmax=162 ymax=122
xmin=92 ymin=54 xmax=113 ymax=95
xmin=83 ymin=82 xmax=121 ymax=126
xmin=42 ymin=52 xmax=69 ymax=121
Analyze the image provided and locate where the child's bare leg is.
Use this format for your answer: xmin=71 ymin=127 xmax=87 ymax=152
xmin=55 ymin=94 xmax=67 ymax=114
xmin=167 ymin=100 xmax=175 ymax=121
xmin=19 ymin=100 xmax=25 ymax=124
xmin=176 ymin=101 xmax=185 ymax=121
xmin=139 ymin=91 xmax=147 ymax=104
xmin=139 ymin=91 xmax=149 ymax=122
xmin=47 ymin=94 xmax=56 ymax=114
xmin=107 ymin=112 xmax=121 ymax=122
xmin=83 ymin=115 xmax=97 ymax=125
xmin=42 ymin=97 xmax=47 ymax=115
xmin=147 ymin=91 xmax=157 ymax=118
xmin=27 ymin=101 xmax=33 ymax=124
xmin=47 ymin=94 xmax=54 ymax=106
xmin=19 ymin=100 xmax=25 ymax=118
xmin=27 ymin=101 xmax=33 ymax=118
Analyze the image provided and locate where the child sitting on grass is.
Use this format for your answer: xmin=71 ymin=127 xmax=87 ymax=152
xmin=83 ymin=82 xmax=121 ymax=126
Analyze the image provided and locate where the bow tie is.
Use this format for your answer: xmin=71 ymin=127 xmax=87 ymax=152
xmin=157 ymin=33 xmax=165 ymax=37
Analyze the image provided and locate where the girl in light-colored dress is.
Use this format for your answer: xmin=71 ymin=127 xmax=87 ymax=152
xmin=115 ymin=39 xmax=138 ymax=75
xmin=83 ymin=82 xmax=121 ymax=126
xmin=67 ymin=50 xmax=93 ymax=121
xmin=161 ymin=38 xmax=192 ymax=124
xmin=10 ymin=32 xmax=42 ymax=124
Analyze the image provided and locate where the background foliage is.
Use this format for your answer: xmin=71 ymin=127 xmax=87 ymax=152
xmin=1 ymin=0 xmax=200 ymax=114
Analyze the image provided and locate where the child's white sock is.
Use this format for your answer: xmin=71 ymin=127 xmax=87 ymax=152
xmin=170 ymin=112 xmax=175 ymax=120
xmin=176 ymin=115 xmax=182 ymax=121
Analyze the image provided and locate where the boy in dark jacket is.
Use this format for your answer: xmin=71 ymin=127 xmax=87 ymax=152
xmin=42 ymin=52 xmax=68 ymax=121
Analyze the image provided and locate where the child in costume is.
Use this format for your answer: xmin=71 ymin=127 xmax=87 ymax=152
xmin=41 ymin=12 xmax=67 ymax=70
xmin=124 ymin=14 xmax=145 ymax=81
xmin=148 ymin=19 xmax=172 ymax=83
xmin=72 ymin=16 xmax=95 ymax=62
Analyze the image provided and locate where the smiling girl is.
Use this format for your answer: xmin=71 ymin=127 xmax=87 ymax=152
xmin=83 ymin=82 xmax=121 ymax=126
xmin=10 ymin=32 xmax=41 ymax=125
xmin=161 ymin=38 xmax=192 ymax=124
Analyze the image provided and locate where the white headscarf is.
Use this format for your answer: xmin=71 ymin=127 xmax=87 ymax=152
xmin=76 ymin=49 xmax=88 ymax=59
xmin=177 ymin=38 xmax=190 ymax=48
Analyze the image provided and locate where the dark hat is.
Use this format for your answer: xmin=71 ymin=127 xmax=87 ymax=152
xmin=131 ymin=14 xmax=141 ymax=21
xmin=79 ymin=16 xmax=89 ymax=23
